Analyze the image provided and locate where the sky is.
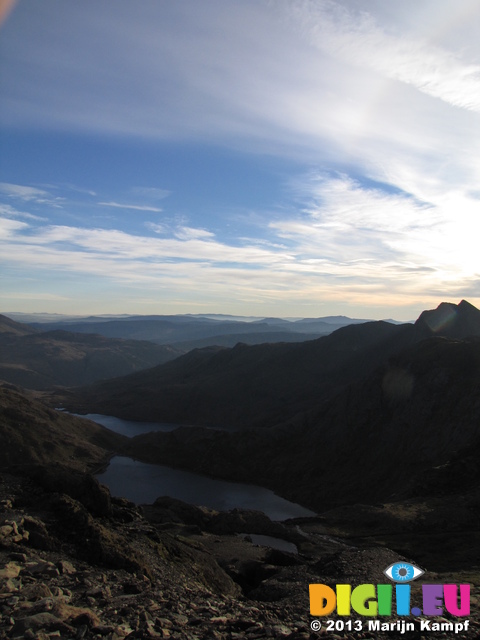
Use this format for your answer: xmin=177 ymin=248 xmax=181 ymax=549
xmin=1 ymin=0 xmax=480 ymax=321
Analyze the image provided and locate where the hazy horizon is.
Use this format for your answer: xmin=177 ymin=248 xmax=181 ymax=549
xmin=1 ymin=308 xmax=404 ymax=321
xmin=1 ymin=1 xmax=479 ymax=321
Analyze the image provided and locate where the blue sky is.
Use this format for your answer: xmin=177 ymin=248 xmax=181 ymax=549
xmin=1 ymin=0 xmax=480 ymax=320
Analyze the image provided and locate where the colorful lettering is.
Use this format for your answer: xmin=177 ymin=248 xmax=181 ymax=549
xmin=309 ymin=584 xmax=336 ymax=616
xmin=444 ymin=584 xmax=470 ymax=616
xmin=308 ymin=581 xmax=471 ymax=618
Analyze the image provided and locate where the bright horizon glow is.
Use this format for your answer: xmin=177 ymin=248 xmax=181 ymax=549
xmin=1 ymin=0 xmax=480 ymax=322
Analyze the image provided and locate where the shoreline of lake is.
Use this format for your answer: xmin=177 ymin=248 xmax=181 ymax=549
xmin=76 ymin=413 xmax=316 ymax=521
xmin=95 ymin=455 xmax=315 ymax=522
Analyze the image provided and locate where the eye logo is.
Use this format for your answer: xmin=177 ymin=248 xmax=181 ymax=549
xmin=384 ymin=562 xmax=424 ymax=583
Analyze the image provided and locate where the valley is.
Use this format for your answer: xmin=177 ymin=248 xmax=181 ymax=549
xmin=1 ymin=301 xmax=479 ymax=637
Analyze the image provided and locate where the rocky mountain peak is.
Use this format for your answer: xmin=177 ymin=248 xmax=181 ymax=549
xmin=415 ymin=299 xmax=480 ymax=339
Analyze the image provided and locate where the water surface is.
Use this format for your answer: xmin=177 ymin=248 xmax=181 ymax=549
xmin=96 ymin=455 xmax=315 ymax=522
xmin=76 ymin=413 xmax=180 ymax=437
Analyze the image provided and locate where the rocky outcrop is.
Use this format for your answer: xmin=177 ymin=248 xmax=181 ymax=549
xmin=142 ymin=498 xmax=304 ymax=544
xmin=415 ymin=299 xmax=480 ymax=339
xmin=4 ymin=469 xmax=477 ymax=639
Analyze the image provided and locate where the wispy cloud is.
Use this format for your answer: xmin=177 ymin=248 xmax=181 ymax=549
xmin=174 ymin=227 xmax=216 ymax=241
xmin=98 ymin=201 xmax=163 ymax=213
xmin=2 ymin=1 xmax=479 ymax=204
xmin=5 ymin=292 xmax=70 ymax=301
xmin=0 ymin=182 xmax=64 ymax=207
xmin=2 ymin=171 xmax=479 ymax=315
xmin=291 ymin=0 xmax=480 ymax=113
xmin=271 ymin=173 xmax=476 ymax=281
xmin=0 ymin=203 xmax=47 ymax=221
xmin=0 ymin=216 xmax=28 ymax=238
xmin=145 ymin=222 xmax=167 ymax=235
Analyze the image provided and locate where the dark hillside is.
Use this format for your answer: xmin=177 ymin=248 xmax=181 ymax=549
xmin=65 ymin=320 xmax=410 ymax=426
xmin=62 ymin=300 xmax=480 ymax=429
xmin=0 ymin=313 xmax=37 ymax=336
xmin=278 ymin=334 xmax=480 ymax=508
xmin=124 ymin=335 xmax=480 ymax=516
xmin=0 ymin=385 xmax=126 ymax=472
xmin=171 ymin=330 xmax=323 ymax=350
xmin=0 ymin=330 xmax=182 ymax=390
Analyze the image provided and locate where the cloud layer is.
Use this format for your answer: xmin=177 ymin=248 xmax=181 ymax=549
xmin=1 ymin=0 xmax=480 ymax=317
xmin=2 ymin=173 xmax=479 ymax=317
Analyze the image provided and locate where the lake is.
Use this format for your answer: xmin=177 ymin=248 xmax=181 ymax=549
xmin=96 ymin=456 xmax=314 ymax=521
xmin=77 ymin=413 xmax=182 ymax=437
xmin=79 ymin=413 xmax=239 ymax=436
xmin=87 ymin=414 xmax=315 ymax=521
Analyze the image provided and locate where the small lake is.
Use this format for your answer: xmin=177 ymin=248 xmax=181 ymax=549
xmin=78 ymin=413 xmax=239 ymax=437
xmin=96 ymin=456 xmax=315 ymax=522
xmin=76 ymin=413 xmax=182 ymax=437
xmin=84 ymin=414 xmax=315 ymax=521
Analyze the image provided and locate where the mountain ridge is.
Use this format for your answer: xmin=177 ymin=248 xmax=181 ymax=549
xmin=61 ymin=300 xmax=480 ymax=427
xmin=62 ymin=319 xmax=409 ymax=426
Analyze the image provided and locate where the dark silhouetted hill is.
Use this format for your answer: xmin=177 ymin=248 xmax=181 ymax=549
xmin=414 ymin=299 xmax=480 ymax=339
xmin=64 ymin=320 xmax=411 ymax=426
xmin=124 ymin=334 xmax=480 ymax=517
xmin=171 ymin=330 xmax=323 ymax=350
xmin=63 ymin=300 xmax=480 ymax=427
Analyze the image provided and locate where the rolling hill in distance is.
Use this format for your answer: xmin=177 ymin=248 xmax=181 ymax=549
xmin=0 ymin=310 xmax=389 ymax=390
xmin=63 ymin=320 xmax=409 ymax=427
xmin=51 ymin=299 xmax=480 ymax=510
xmin=0 ymin=314 xmax=183 ymax=389
xmin=0 ymin=309 xmax=392 ymax=392
xmin=9 ymin=310 xmax=379 ymax=349
xmin=57 ymin=300 xmax=480 ymax=429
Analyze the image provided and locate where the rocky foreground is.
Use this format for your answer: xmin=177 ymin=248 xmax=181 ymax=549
xmin=0 ymin=468 xmax=478 ymax=640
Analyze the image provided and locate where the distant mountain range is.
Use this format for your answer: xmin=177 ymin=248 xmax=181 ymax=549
xmin=64 ymin=320 xmax=409 ymax=426
xmin=6 ymin=300 xmax=480 ymax=513
xmin=60 ymin=300 xmax=480 ymax=428
xmin=0 ymin=310 xmax=400 ymax=390
xmin=3 ymin=310 xmax=390 ymax=350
